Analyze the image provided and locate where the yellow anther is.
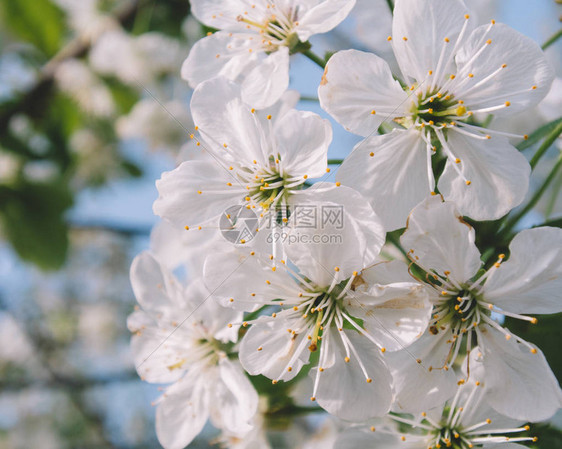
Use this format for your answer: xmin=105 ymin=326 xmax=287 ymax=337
xmin=465 ymin=14 xmax=470 ymax=19
xmin=387 ymin=36 xmax=392 ymax=41
xmin=266 ymin=114 xmax=272 ymax=120
xmin=370 ymin=426 xmax=376 ymax=432
xmin=197 ymin=190 xmax=202 ymax=194
xmin=334 ymin=266 xmax=340 ymax=272
xmin=468 ymin=73 xmax=474 ymax=78
xmin=227 ymin=182 xmax=232 ymax=186
xmin=303 ymin=174 xmax=308 ymax=179
xmin=531 ymin=317 xmax=538 ymax=324
xmin=189 ymin=133 xmax=194 ymax=139
xmin=450 ymin=74 xmax=456 ymax=80
xmin=430 ymin=191 xmax=436 ymax=196
xmin=531 ymin=348 xmax=537 ymax=354
xmin=524 ymin=425 xmax=530 ymax=431
xmin=240 ymin=239 xmax=246 ymax=244
xmin=441 ymin=291 xmax=448 ymax=296
xmin=465 ymin=180 xmax=471 ymax=185
xmin=486 ymin=39 xmax=492 ymax=44
xmin=310 ymin=396 xmax=316 ymax=401
xmin=243 ymin=321 xmax=248 ymax=327
xmin=272 ymin=380 xmax=278 ymax=384
xmin=229 ymin=298 xmax=234 ymax=302
xmin=251 ymin=108 xmax=255 ymax=113
xmin=532 ymin=85 xmax=537 ymax=90
xmin=455 ymin=158 xmax=461 ymax=163
xmin=444 ymin=37 xmax=450 ymax=43
xmin=366 ymin=378 xmax=372 ymax=383
xmin=184 ymin=225 xmax=190 ymax=230
xmin=326 ymin=168 xmax=331 ymax=173
xmin=344 ymin=356 xmax=350 ymax=363
xmin=456 ymin=105 xmax=467 ymax=116
xmin=502 ymin=64 xmax=507 ymax=68
xmin=369 ymin=152 xmax=374 ymax=157
xmin=428 ymin=70 xmax=433 ymax=75
xmin=403 ymin=36 xmax=408 ymax=41
xmin=381 ymin=347 xmax=386 ymax=353
xmin=335 ymin=181 xmax=341 ymax=186
xmin=491 ymin=19 xmax=496 ymax=24
xmin=287 ymin=366 xmax=292 ymax=372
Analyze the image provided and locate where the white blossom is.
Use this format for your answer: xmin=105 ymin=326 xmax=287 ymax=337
xmin=391 ymin=196 xmax=562 ymax=421
xmin=128 ymin=252 xmax=258 ymax=449
xmin=182 ymin=0 xmax=356 ymax=108
xmin=319 ymin=0 xmax=554 ymax=230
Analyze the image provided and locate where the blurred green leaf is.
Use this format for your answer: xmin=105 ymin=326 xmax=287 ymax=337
xmin=121 ymin=160 xmax=143 ymax=177
xmin=529 ymin=423 xmax=562 ymax=449
xmin=0 ymin=180 xmax=73 ymax=270
xmin=103 ymin=76 xmax=140 ymax=114
xmin=517 ymin=117 xmax=562 ymax=151
xmin=0 ymin=0 xmax=65 ymax=58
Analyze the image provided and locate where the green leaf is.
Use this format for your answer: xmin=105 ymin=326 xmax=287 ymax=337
xmin=517 ymin=117 xmax=562 ymax=151
xmin=0 ymin=181 xmax=73 ymax=270
xmin=102 ymin=76 xmax=140 ymax=114
xmin=0 ymin=0 xmax=65 ymax=58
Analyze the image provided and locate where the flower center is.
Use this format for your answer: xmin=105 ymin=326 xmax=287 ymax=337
xmin=411 ymin=89 xmax=467 ymax=128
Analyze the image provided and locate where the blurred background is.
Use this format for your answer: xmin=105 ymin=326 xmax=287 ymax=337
xmin=0 ymin=0 xmax=560 ymax=448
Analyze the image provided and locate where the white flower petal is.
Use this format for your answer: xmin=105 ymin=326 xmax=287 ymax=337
xmin=456 ymin=23 xmax=554 ymax=116
xmin=285 ymin=183 xmax=385 ymax=286
xmin=210 ymin=358 xmax=259 ymax=434
xmin=386 ymin=330 xmax=457 ymax=413
xmin=401 ymin=197 xmax=481 ymax=284
xmin=182 ymin=32 xmax=256 ymax=89
xmin=296 ymin=0 xmax=356 ymax=41
xmin=318 ymin=50 xmax=408 ymax=137
xmin=478 ymin=325 xmax=562 ymax=422
xmin=316 ymin=329 xmax=392 ymax=420
xmin=483 ymin=227 xmax=562 ymax=314
xmin=274 ymin=109 xmax=331 ymax=179
xmin=153 ymin=160 xmax=244 ymax=228
xmin=337 ymin=129 xmax=429 ymax=231
xmin=204 ymin=248 xmax=301 ymax=311
xmin=392 ymin=0 xmax=472 ymax=82
xmin=241 ymin=47 xmax=290 ymax=109
xmin=130 ymin=252 xmax=182 ymax=314
xmin=190 ymin=0 xmax=247 ymax=30
xmin=438 ymin=131 xmax=530 ymax=221
xmin=130 ymin=322 xmax=186 ymax=384
xmin=346 ymin=281 xmax=431 ymax=352
xmin=239 ymin=316 xmax=311 ymax=381
xmin=156 ymin=370 xmax=210 ymax=449
xmin=190 ymin=78 xmax=266 ymax=164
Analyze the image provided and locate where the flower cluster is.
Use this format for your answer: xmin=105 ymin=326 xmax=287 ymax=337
xmin=128 ymin=0 xmax=561 ymax=448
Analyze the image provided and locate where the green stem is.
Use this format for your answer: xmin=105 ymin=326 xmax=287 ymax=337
xmin=302 ymin=50 xmax=326 ymax=69
xmin=327 ymin=159 xmax=344 ymax=165
xmin=385 ymin=0 xmax=394 ymax=14
xmin=542 ymin=28 xmax=562 ymax=50
xmin=300 ymin=96 xmax=319 ymax=102
xmin=529 ymin=120 xmax=562 ymax=169
xmin=502 ymin=153 xmax=562 ymax=234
